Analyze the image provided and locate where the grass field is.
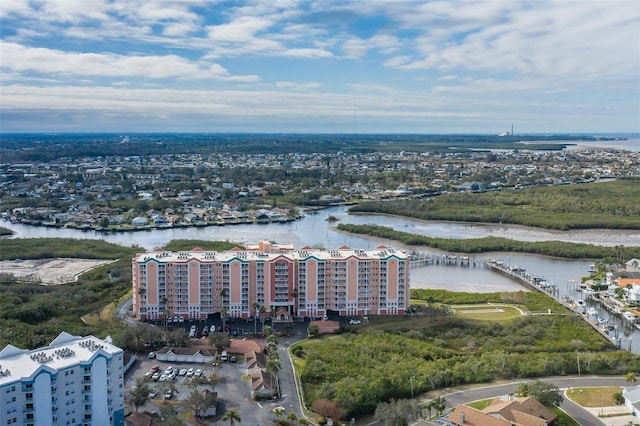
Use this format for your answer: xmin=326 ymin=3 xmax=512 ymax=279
xmin=81 ymin=290 xmax=132 ymax=327
xmin=450 ymin=304 xmax=526 ymax=321
xmin=565 ymin=387 xmax=622 ymax=407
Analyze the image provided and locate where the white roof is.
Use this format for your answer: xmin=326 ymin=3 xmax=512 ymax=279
xmin=0 ymin=332 xmax=122 ymax=386
xmin=135 ymin=245 xmax=408 ymax=264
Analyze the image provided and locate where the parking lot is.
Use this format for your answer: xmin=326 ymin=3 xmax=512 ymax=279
xmin=126 ymin=344 xmax=298 ymax=424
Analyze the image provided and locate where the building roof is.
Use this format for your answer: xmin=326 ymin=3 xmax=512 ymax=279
xmin=134 ymin=243 xmax=407 ymax=264
xmin=0 ymin=331 xmax=122 ymax=386
xmin=617 ymin=278 xmax=640 ymax=288
xmin=449 ymin=397 xmax=556 ymax=426
xmin=245 ymin=350 xmax=267 ymax=370
xmin=125 ymin=410 xmax=162 ymax=426
xmin=250 ymin=369 xmax=274 ymax=392
xmin=624 ymin=384 xmax=640 ymax=403
xmin=155 ymin=347 xmax=217 ymax=356
xmin=229 ymin=338 xmax=266 ymax=354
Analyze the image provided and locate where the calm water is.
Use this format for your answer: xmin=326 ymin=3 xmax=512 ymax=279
xmin=2 ymin=206 xmax=638 ymax=352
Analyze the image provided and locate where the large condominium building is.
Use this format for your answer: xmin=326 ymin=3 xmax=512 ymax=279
xmin=132 ymin=241 xmax=409 ymax=321
xmin=0 ymin=332 xmax=125 ymax=426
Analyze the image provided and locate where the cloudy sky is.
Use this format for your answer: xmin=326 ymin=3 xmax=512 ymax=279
xmin=1 ymin=0 xmax=639 ymax=134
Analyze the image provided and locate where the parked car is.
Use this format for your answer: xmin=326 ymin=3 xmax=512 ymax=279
xmin=164 ymin=366 xmax=173 ymax=375
xmin=186 ymin=368 xmax=194 ymax=377
xmin=150 ymin=365 xmax=160 ymax=373
xmin=164 ymin=389 xmax=173 ymax=400
xmin=148 ymin=389 xmax=159 ymax=399
xmin=349 ymin=319 xmax=361 ymax=325
xmin=179 ymin=369 xmax=187 ymax=376
xmin=194 ymin=369 xmax=203 ymax=377
xmin=158 ymin=374 xmax=168 ymax=382
xmin=229 ymin=355 xmax=237 ymax=363
xmin=147 ymin=351 xmax=156 ymax=359
xmin=152 ymin=372 xmax=160 ymax=381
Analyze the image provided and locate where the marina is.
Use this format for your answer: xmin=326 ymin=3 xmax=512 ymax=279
xmin=484 ymin=259 xmax=634 ymax=349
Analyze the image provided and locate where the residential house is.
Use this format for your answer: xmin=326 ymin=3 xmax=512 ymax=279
xmin=626 ymin=259 xmax=640 ymax=273
xmin=250 ymin=369 xmax=275 ymax=399
xmin=623 ymin=384 xmax=640 ymax=417
xmin=448 ymin=396 xmax=556 ymax=426
xmin=245 ymin=350 xmax=267 ymax=372
xmin=131 ymin=216 xmax=148 ymax=227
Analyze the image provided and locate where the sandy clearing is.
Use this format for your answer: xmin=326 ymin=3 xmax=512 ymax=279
xmin=0 ymin=258 xmax=115 ymax=285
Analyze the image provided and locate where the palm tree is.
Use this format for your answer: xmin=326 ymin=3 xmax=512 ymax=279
xmin=516 ymin=382 xmax=530 ymax=397
xmin=626 ymin=371 xmax=637 ymax=384
xmin=266 ymin=357 xmax=282 ymax=396
xmin=432 ymin=396 xmax=447 ymax=416
xmin=222 ymin=408 xmax=241 ymax=425
xmin=286 ymin=411 xmax=298 ymax=425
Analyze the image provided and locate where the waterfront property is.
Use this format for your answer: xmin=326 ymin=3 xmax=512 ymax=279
xmin=132 ymin=241 xmax=409 ymax=321
xmin=0 ymin=332 xmax=125 ymax=426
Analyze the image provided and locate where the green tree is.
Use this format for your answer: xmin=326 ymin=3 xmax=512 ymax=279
xmin=528 ymin=380 xmax=564 ymax=408
xmin=286 ymin=411 xmax=298 ymax=424
xmin=374 ymin=398 xmax=422 ymax=426
xmin=222 ymin=408 xmax=242 ymax=425
xmin=129 ymin=377 xmax=151 ymax=412
xmin=209 ymin=333 xmax=231 ymax=353
xmin=431 ymin=396 xmax=447 ymax=416
xmin=308 ymin=323 xmax=320 ymax=337
xmin=515 ymin=383 xmax=530 ymax=397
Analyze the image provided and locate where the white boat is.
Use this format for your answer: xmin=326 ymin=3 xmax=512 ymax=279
xmin=623 ymin=311 xmax=636 ymax=322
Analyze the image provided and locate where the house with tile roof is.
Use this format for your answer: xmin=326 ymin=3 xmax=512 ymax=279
xmin=448 ymin=396 xmax=556 ymax=426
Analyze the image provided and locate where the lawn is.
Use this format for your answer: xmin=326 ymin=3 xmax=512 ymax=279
xmin=565 ymin=387 xmax=622 ymax=407
xmin=552 ymin=408 xmax=580 ymax=426
xmin=451 ymin=304 xmax=525 ymax=321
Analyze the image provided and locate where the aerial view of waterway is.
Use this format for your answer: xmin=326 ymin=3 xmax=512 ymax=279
xmin=3 ymin=204 xmax=640 ymax=352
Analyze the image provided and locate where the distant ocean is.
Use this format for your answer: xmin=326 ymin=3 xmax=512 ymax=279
xmin=519 ymin=133 xmax=639 ymax=152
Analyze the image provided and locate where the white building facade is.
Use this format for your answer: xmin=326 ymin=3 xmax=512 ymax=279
xmin=0 ymin=332 xmax=124 ymax=426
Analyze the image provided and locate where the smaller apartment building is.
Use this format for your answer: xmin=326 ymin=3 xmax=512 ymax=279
xmin=132 ymin=241 xmax=409 ymax=320
xmin=0 ymin=332 xmax=125 ymax=426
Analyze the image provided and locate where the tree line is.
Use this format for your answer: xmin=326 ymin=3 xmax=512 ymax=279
xmin=337 ymin=223 xmax=640 ymax=259
xmin=349 ymin=179 xmax=640 ymax=230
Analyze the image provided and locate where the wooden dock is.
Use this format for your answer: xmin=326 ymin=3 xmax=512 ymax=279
xmin=485 ymin=259 xmax=621 ymax=348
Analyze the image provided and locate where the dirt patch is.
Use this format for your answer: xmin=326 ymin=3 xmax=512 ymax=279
xmin=0 ymin=258 xmax=114 ymax=285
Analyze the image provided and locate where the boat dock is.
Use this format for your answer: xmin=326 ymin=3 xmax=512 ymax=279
xmin=409 ymin=253 xmax=478 ymax=268
xmin=485 ymin=259 xmax=621 ymax=348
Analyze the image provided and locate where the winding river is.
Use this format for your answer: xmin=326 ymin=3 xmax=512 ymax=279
xmin=2 ymin=205 xmax=639 ymax=352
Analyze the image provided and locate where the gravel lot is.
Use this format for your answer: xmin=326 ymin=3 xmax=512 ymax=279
xmin=0 ymin=258 xmax=114 ymax=285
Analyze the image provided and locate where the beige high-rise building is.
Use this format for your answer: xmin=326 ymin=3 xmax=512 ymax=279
xmin=132 ymin=241 xmax=408 ymax=321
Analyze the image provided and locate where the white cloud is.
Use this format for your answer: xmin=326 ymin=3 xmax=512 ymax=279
xmin=275 ymin=81 xmax=321 ymax=90
xmin=0 ymin=42 xmax=259 ymax=82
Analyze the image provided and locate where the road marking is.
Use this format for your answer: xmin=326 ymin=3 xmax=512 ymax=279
xmin=256 ymin=402 xmax=263 ymax=408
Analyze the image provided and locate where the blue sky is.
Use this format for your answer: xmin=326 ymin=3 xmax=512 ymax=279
xmin=1 ymin=0 xmax=639 ymax=134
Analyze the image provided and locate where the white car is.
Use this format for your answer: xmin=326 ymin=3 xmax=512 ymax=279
xmin=158 ymin=374 xmax=168 ymax=382
xmin=194 ymin=369 xmax=203 ymax=377
xmin=164 ymin=366 xmax=174 ymax=375
xmin=349 ymin=319 xmax=361 ymax=325
xmin=179 ymin=369 xmax=187 ymax=376
xmin=186 ymin=368 xmax=194 ymax=377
